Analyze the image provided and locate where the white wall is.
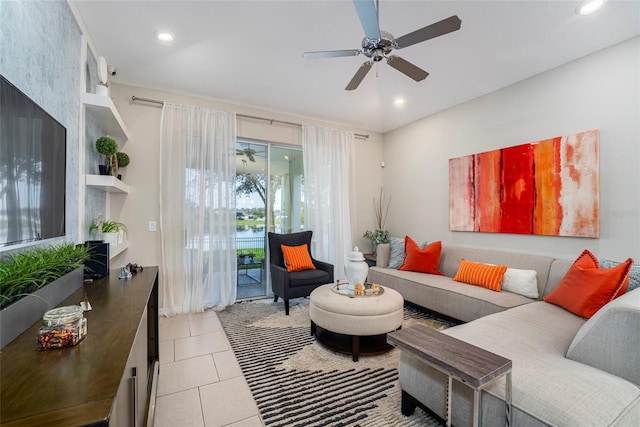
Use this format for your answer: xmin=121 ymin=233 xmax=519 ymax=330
xmin=108 ymin=84 xmax=384 ymax=269
xmin=382 ymin=37 xmax=640 ymax=261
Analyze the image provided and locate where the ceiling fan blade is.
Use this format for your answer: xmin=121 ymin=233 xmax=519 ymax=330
xmin=353 ymin=0 xmax=381 ymax=41
xmin=303 ymin=49 xmax=361 ymax=59
xmin=395 ymin=15 xmax=462 ymax=49
xmin=387 ymin=55 xmax=429 ymax=82
xmin=345 ymin=61 xmax=372 ymax=91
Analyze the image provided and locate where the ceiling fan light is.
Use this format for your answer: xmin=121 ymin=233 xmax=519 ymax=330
xmin=155 ymin=30 xmax=175 ymax=42
xmin=576 ymin=0 xmax=605 ymax=15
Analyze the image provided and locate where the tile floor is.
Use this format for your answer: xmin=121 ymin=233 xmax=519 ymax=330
xmin=154 ymin=309 xmax=265 ymax=427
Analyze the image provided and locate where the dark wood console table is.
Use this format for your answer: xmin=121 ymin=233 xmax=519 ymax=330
xmin=1 ymin=267 xmax=159 ymax=426
xmin=388 ymin=324 xmax=512 ymax=427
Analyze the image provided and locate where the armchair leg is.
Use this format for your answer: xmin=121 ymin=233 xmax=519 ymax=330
xmin=274 ymin=295 xmax=279 ymax=303
xmin=285 ymin=299 xmax=290 ymax=316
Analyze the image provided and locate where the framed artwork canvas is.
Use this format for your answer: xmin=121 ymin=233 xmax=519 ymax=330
xmin=449 ymin=129 xmax=599 ymax=238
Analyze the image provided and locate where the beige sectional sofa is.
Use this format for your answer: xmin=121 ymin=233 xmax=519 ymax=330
xmin=370 ymin=245 xmax=571 ymax=322
xmin=368 ymin=244 xmax=640 ymax=426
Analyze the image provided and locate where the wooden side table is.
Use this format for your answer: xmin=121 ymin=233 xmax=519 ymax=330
xmin=388 ymin=324 xmax=512 ymax=427
xmin=363 ymin=252 xmax=376 ymax=267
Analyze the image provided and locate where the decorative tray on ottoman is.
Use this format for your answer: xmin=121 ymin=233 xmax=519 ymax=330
xmin=331 ymin=282 xmax=384 ymax=297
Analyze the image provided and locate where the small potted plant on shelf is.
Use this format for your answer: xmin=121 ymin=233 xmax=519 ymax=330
xmin=89 ymin=217 xmax=127 ymax=246
xmin=95 ymin=136 xmax=118 ymax=176
xmin=115 ymin=152 xmax=130 ymax=180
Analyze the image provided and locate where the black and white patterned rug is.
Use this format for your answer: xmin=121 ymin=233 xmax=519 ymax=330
xmin=218 ymin=298 xmax=460 ymax=427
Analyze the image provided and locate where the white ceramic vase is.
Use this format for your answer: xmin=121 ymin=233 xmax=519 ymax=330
xmin=103 ymin=232 xmax=118 ymax=246
xmin=344 ymin=246 xmax=369 ymax=290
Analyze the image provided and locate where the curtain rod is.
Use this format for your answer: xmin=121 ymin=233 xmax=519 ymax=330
xmin=131 ymin=95 xmax=370 ymax=140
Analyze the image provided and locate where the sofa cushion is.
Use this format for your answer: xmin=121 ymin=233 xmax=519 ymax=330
xmin=439 ymin=246 xmax=555 ymax=299
xmin=289 ymin=268 xmax=329 ymax=287
xmin=600 ymin=258 xmax=640 ymax=292
xmin=367 ymin=268 xmax=533 ymax=322
xmin=566 ymin=288 xmax=640 ymax=386
xmin=400 ymin=302 xmax=640 ymax=426
xmin=389 ymin=236 xmax=427 ymax=269
xmin=501 ymin=268 xmax=539 ymax=298
xmin=453 ymin=259 xmax=507 ymax=292
xmin=544 ymin=250 xmax=633 ymax=318
xmin=398 ymin=238 xmax=443 ymax=275
xmin=388 ymin=236 xmax=405 ymax=269
xmin=281 ymin=244 xmax=315 ymax=272
xmin=544 ymin=258 xmax=572 ymax=296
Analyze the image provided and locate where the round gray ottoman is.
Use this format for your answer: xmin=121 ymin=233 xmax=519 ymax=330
xmin=309 ymin=283 xmax=404 ymax=361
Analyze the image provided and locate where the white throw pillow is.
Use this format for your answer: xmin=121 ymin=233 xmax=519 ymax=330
xmin=501 ymin=268 xmax=539 ymax=298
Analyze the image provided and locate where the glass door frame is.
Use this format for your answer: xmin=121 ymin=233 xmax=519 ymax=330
xmin=235 ymin=139 xmax=303 ymax=300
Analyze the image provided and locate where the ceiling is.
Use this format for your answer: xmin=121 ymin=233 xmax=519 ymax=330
xmin=72 ymin=1 xmax=640 ymax=134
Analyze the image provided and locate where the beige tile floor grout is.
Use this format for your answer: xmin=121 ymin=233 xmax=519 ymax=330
xmin=153 ymin=309 xmax=265 ymax=427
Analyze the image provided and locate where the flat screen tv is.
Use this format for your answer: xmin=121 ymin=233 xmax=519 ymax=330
xmin=0 ymin=75 xmax=66 ymax=248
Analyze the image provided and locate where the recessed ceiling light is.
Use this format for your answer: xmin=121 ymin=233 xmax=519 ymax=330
xmin=576 ymin=0 xmax=605 ymax=15
xmin=155 ymin=30 xmax=175 ymax=42
xmin=394 ymin=98 xmax=405 ymax=107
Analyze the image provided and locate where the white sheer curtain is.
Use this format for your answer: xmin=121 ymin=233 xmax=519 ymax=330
xmin=302 ymin=125 xmax=355 ymax=281
xmin=159 ymin=103 xmax=237 ymax=315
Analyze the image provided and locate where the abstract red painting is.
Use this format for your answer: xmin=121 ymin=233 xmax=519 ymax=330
xmin=449 ymin=129 xmax=599 ymax=238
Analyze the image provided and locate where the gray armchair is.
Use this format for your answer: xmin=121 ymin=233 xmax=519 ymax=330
xmin=268 ymin=231 xmax=334 ymax=315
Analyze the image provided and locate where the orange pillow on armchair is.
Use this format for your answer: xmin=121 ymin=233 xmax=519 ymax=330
xmin=281 ymin=244 xmax=316 ymax=272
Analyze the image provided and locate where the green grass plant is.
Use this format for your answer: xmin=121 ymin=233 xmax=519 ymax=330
xmin=0 ymin=243 xmax=89 ymax=309
xmin=89 ymin=220 xmax=127 ymax=237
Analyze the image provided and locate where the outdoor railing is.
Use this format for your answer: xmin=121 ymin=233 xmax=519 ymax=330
xmin=236 ymin=235 xmax=266 ymax=264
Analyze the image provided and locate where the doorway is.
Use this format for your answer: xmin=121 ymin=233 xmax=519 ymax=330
xmin=235 ymin=141 xmax=267 ymax=299
xmin=235 ymin=141 xmax=304 ymax=300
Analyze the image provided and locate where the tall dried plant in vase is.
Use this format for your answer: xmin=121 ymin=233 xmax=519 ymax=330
xmin=363 ymin=187 xmax=391 ymax=252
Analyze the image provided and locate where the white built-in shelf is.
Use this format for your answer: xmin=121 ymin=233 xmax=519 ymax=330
xmin=86 ymin=174 xmax=130 ymax=193
xmin=110 ymin=242 xmax=128 ymax=259
xmin=81 ymin=92 xmax=130 ymax=142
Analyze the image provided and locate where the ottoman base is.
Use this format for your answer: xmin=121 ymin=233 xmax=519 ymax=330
xmin=311 ymin=320 xmax=399 ymax=362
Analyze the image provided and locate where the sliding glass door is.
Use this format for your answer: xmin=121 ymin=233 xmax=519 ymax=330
xmin=269 ymin=146 xmax=304 ymax=234
xmin=235 ymin=141 xmax=267 ymax=299
xmin=235 ymin=141 xmax=303 ymax=299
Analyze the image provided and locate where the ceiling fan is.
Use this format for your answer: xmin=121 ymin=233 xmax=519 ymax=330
xmin=236 ymin=144 xmax=267 ymax=163
xmin=303 ymin=0 xmax=461 ymax=90
xmin=237 ymin=147 xmax=258 ymax=162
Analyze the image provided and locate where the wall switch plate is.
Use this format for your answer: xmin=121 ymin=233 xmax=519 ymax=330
xmin=148 ymin=221 xmax=157 ymax=232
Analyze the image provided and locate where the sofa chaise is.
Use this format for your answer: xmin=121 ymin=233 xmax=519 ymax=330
xmin=368 ymin=243 xmax=640 ymax=426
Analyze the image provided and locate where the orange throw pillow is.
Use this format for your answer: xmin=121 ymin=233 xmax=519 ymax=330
xmin=453 ymin=259 xmax=507 ymax=292
xmin=544 ymin=249 xmax=633 ymax=318
xmin=563 ymin=249 xmax=630 ymax=296
xmin=561 ymin=249 xmax=629 ymax=298
xmin=398 ymin=238 xmax=443 ymax=275
xmin=281 ymin=244 xmax=316 ymax=272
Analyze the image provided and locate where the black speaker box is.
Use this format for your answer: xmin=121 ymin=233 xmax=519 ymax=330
xmin=84 ymin=241 xmax=110 ymax=279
